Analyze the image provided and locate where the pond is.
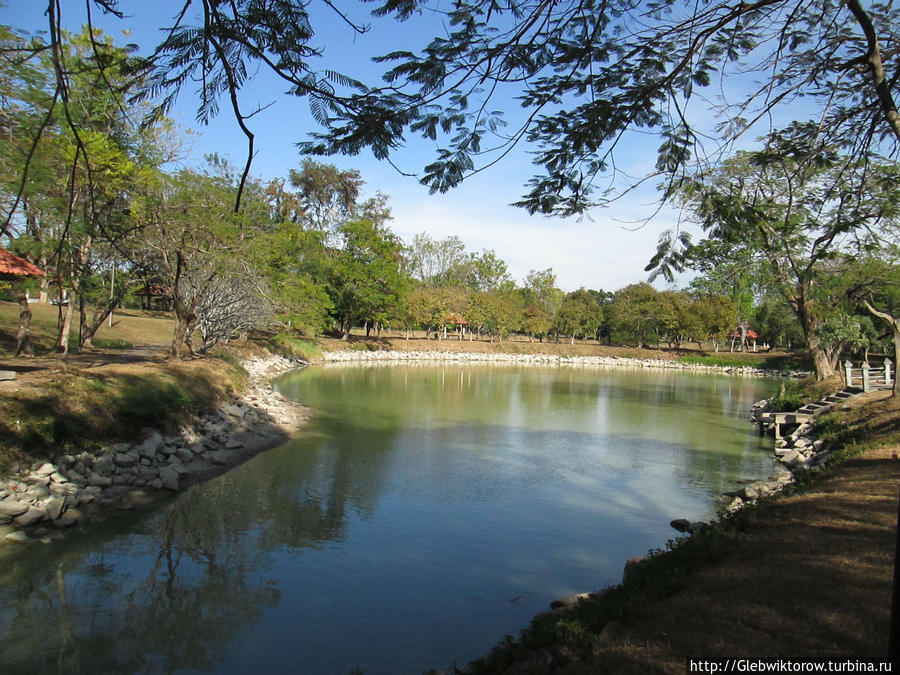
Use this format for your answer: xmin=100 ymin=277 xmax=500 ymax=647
xmin=0 ymin=364 xmax=779 ymax=674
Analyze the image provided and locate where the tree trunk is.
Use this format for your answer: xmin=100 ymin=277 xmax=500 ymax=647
xmin=171 ymin=308 xmax=197 ymax=358
xmin=796 ymin=299 xmax=835 ymax=380
xmin=15 ymin=292 xmax=33 ymax=357
xmin=58 ymin=300 xmax=73 ymax=355
xmin=863 ymin=300 xmax=900 ymax=396
xmin=81 ymin=281 xmax=132 ymax=349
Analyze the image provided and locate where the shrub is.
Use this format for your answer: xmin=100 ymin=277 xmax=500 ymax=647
xmin=767 ymin=381 xmax=807 ymax=412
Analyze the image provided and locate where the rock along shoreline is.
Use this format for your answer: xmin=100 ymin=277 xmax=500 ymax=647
xmin=321 ymin=348 xmax=808 ymax=379
xmin=0 ymin=353 xmax=310 ymax=544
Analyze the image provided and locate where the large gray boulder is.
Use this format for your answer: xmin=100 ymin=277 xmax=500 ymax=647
xmin=93 ymin=454 xmax=114 ymax=476
xmin=205 ymin=450 xmax=231 ymax=466
xmin=136 ymin=429 xmax=163 ymax=457
xmin=779 ymin=449 xmax=802 ymax=464
xmin=41 ymin=495 xmax=66 ymax=520
xmin=0 ymin=499 xmax=29 ymax=517
xmin=159 ymin=465 xmax=184 ymax=491
xmin=175 ymin=447 xmax=194 ymax=463
xmin=14 ymin=508 xmax=47 ymax=527
xmin=114 ymin=452 xmax=138 ymax=468
xmin=87 ymin=473 xmax=112 ymax=487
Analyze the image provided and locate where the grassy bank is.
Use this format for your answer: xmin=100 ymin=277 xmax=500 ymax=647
xmin=0 ymin=353 xmax=248 ymax=474
xmin=0 ymin=300 xmax=173 ymax=355
xmin=463 ymin=390 xmax=900 ymax=673
xmin=0 ymin=302 xmax=252 ymax=474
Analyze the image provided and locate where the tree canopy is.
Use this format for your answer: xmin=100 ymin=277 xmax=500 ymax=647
xmin=11 ymin=0 xmax=899 ymax=216
xmin=649 ymin=124 xmax=900 ymax=378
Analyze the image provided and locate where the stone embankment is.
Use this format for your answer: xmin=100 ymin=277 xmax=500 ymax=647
xmin=0 ymin=353 xmax=309 ymax=543
xmin=322 ymin=349 xmax=804 ymax=378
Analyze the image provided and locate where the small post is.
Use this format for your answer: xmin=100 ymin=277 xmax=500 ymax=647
xmin=844 ymin=359 xmax=854 ymax=387
xmin=862 ymin=361 xmax=871 ymax=393
xmin=886 ymin=359 xmax=893 ymax=387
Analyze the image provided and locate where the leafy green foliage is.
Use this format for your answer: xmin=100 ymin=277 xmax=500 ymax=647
xmin=649 ymin=126 xmax=900 ymax=379
xmin=327 ymin=219 xmax=407 ymax=339
xmin=552 ymin=288 xmax=602 ymax=342
xmin=767 ymin=382 xmax=808 ymax=412
xmin=302 ymin=0 xmax=900 ymax=216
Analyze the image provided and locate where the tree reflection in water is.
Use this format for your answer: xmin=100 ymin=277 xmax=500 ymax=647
xmin=0 ymin=365 xmax=779 ymax=674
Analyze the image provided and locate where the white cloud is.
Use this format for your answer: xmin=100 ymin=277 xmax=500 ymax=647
xmin=389 ymin=188 xmax=678 ymax=292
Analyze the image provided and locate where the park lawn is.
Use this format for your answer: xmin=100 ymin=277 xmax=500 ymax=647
xmin=0 ymin=300 xmax=173 ymax=356
xmin=0 ymin=301 xmax=247 ymax=474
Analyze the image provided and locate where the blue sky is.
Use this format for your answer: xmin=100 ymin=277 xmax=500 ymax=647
xmin=2 ymin=1 xmax=688 ymax=292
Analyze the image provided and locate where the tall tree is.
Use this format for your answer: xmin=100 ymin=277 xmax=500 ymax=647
xmin=406 ymin=233 xmax=470 ymax=288
xmin=553 ymin=288 xmax=602 ymax=344
xmin=1 ymin=27 xmax=171 ymax=353
xmin=326 ymin=219 xmax=406 ymax=341
xmin=610 ymin=283 xmax=664 ymax=348
xmin=137 ymin=166 xmax=255 ymax=358
xmin=288 ymin=158 xmax=364 ymax=239
xmin=651 ymin=125 xmax=900 ymax=379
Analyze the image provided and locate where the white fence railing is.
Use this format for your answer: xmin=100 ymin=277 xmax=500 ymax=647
xmin=844 ymin=359 xmax=893 ymax=393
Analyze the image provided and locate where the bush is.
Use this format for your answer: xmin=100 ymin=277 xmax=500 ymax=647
xmin=767 ymin=381 xmax=807 ymax=412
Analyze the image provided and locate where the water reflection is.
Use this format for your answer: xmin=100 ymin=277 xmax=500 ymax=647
xmin=0 ymin=365 xmax=779 ymax=674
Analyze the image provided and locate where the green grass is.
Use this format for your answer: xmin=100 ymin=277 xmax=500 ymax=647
xmin=92 ymin=337 xmax=134 ymax=350
xmin=268 ymin=333 xmax=323 ymax=361
xmin=677 ymin=354 xmax=764 ymax=368
xmin=676 ymin=353 xmax=811 ymax=371
xmin=0 ymin=300 xmax=174 ymax=356
xmin=113 ymin=376 xmax=198 ymax=429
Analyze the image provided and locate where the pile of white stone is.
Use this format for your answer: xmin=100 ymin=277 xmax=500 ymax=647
xmin=773 ymin=420 xmax=830 ymax=472
xmin=0 ymin=354 xmax=309 ymax=542
xmin=720 ymin=401 xmax=838 ymax=516
xmin=322 ymin=349 xmax=800 ymax=378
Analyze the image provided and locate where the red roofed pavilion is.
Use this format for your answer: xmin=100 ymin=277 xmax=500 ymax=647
xmin=1 ymin=248 xmax=45 ymax=357
xmin=0 ymin=248 xmax=45 ymax=280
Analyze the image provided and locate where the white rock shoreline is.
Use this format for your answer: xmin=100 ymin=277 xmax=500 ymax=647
xmin=321 ymin=348 xmax=807 ymax=379
xmin=0 ymin=353 xmax=310 ymax=543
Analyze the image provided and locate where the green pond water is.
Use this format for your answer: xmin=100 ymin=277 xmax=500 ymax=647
xmin=0 ymin=364 xmax=779 ymax=674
